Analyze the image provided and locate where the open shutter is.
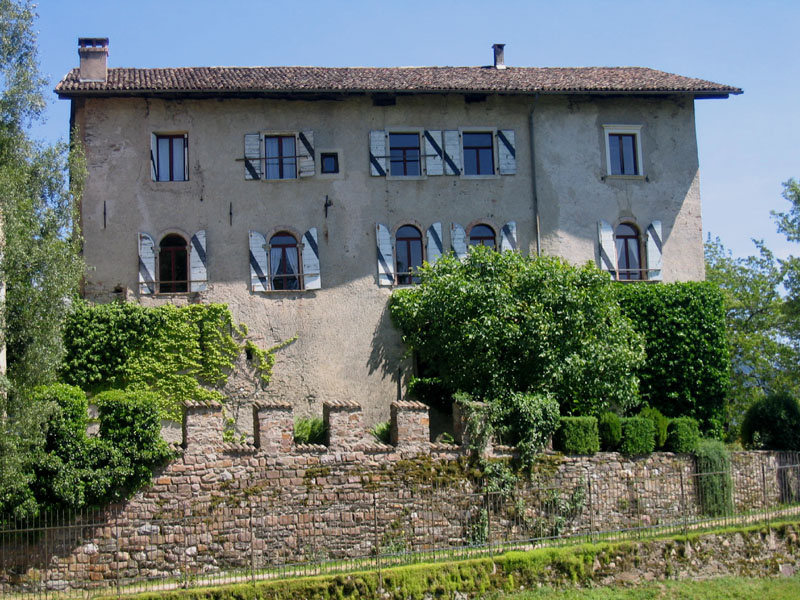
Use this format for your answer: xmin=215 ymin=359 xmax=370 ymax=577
xmin=426 ymin=222 xmax=443 ymax=266
xmin=500 ymin=221 xmax=517 ymax=252
xmin=138 ymin=232 xmax=156 ymax=295
xmin=249 ymin=231 xmax=269 ymax=291
xmin=443 ymin=130 xmax=462 ymax=175
xmin=423 ymin=130 xmax=444 ymax=176
xmin=369 ymin=131 xmax=387 ymax=176
xmin=451 ymin=223 xmax=467 ymax=260
xmin=597 ymin=220 xmax=617 ymax=278
xmin=297 ymin=130 xmax=315 ymax=177
xmin=302 ymin=227 xmax=321 ymax=289
xmin=376 ymin=223 xmax=394 ymax=285
xmin=646 ymin=220 xmax=663 ymax=281
xmin=244 ymin=133 xmax=262 ymax=180
xmin=150 ymin=134 xmax=158 ymax=181
xmin=190 ymin=230 xmax=207 ymax=292
xmin=497 ymin=130 xmax=516 ymax=175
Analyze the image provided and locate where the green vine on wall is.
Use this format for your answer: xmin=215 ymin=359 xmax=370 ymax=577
xmin=245 ymin=336 xmax=297 ymax=385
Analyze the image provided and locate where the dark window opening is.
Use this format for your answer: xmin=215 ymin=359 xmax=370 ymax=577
xmin=389 ymin=133 xmax=421 ymax=176
xmin=615 ymin=223 xmax=644 ymax=280
xmin=608 ymin=133 xmax=639 ymax=175
xmin=469 ymin=224 xmax=496 ymax=249
xmin=463 ymin=132 xmax=494 ymax=175
xmin=321 ymin=152 xmax=339 ymax=174
xmin=159 ymin=234 xmax=188 ymax=293
xmin=269 ymin=232 xmax=301 ymax=290
xmin=395 ymin=225 xmax=423 ymax=284
xmin=155 ymin=134 xmax=187 ymax=181
xmin=265 ymin=135 xmax=297 ymax=180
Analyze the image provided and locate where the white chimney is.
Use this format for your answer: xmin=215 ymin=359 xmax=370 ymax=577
xmin=78 ymin=37 xmax=109 ymax=82
xmin=493 ymin=44 xmax=506 ymax=70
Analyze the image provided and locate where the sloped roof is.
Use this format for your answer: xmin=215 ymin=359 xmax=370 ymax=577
xmin=55 ymin=65 xmax=741 ymax=98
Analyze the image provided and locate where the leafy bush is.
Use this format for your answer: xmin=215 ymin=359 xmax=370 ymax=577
xmin=740 ymin=392 xmax=800 ymax=450
xmin=294 ymin=417 xmax=327 ymax=445
xmin=553 ymin=417 xmax=599 ymax=455
xmin=598 ymin=412 xmax=622 ymax=451
xmin=694 ymin=439 xmax=733 ymax=517
xmin=619 ymin=417 xmax=655 ymax=455
xmin=491 ymin=391 xmax=560 ymax=466
xmin=371 ymin=421 xmax=391 ymax=444
xmin=638 ymin=406 xmax=669 ymax=449
xmin=666 ymin=417 xmax=701 ymax=453
xmin=616 ymin=282 xmax=730 ymax=435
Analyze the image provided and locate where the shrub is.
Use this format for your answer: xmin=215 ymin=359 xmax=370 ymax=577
xmin=294 ymin=417 xmax=327 ymax=445
xmin=638 ymin=406 xmax=669 ymax=449
xmin=553 ymin=417 xmax=599 ymax=455
xmin=619 ymin=417 xmax=655 ymax=455
xmin=666 ymin=417 xmax=701 ymax=453
xmin=371 ymin=421 xmax=391 ymax=444
xmin=598 ymin=412 xmax=622 ymax=451
xmin=694 ymin=439 xmax=733 ymax=516
xmin=32 ymin=383 xmax=88 ymax=453
xmin=740 ymin=392 xmax=800 ymax=450
xmin=490 ymin=391 xmax=560 ymax=466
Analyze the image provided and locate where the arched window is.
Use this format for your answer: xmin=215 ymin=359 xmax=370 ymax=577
xmin=269 ymin=232 xmax=301 ymax=290
xmin=395 ymin=225 xmax=423 ymax=285
xmin=615 ymin=223 xmax=643 ymax=280
xmin=469 ymin=224 xmax=496 ymax=249
xmin=159 ymin=234 xmax=189 ymax=293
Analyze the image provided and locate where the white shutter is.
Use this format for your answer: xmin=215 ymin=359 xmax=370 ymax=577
xmin=297 ymin=131 xmax=315 ymax=177
xmin=497 ymin=130 xmax=516 ymax=175
xmin=376 ymin=223 xmax=394 ymax=285
xmin=598 ymin=220 xmax=617 ymax=278
xmin=423 ymin=130 xmax=444 ymax=176
xmin=302 ymin=227 xmax=321 ymax=289
xmin=426 ymin=222 xmax=443 ymax=266
xmin=249 ymin=231 xmax=269 ymax=291
xmin=150 ymin=134 xmax=158 ymax=181
xmin=138 ymin=232 xmax=156 ymax=295
xmin=451 ymin=223 xmax=467 ymax=261
xmin=244 ymin=133 xmax=262 ymax=180
xmin=182 ymin=134 xmax=189 ymax=180
xmin=646 ymin=220 xmax=663 ymax=281
xmin=190 ymin=230 xmax=207 ymax=292
xmin=369 ymin=130 xmax=387 ymax=176
xmin=443 ymin=130 xmax=462 ymax=175
xmin=500 ymin=221 xmax=517 ymax=252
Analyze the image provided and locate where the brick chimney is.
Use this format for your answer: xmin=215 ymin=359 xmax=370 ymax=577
xmin=493 ymin=43 xmax=506 ymax=70
xmin=78 ymin=37 xmax=109 ymax=82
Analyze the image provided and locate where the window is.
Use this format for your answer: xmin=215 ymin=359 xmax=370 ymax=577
xmin=389 ymin=133 xmax=421 ymax=176
xmin=469 ymin=224 xmax=496 ymax=249
xmin=615 ymin=223 xmax=644 ymax=280
xmin=603 ymin=125 xmax=643 ymax=176
xmin=265 ymin=136 xmax=297 ymax=180
xmin=159 ymin=234 xmax=188 ymax=293
xmin=463 ymin=133 xmax=495 ymax=175
xmin=321 ymin=152 xmax=339 ymax=174
xmin=269 ymin=232 xmax=301 ymax=290
xmin=153 ymin=134 xmax=188 ymax=181
xmin=395 ymin=225 xmax=423 ymax=284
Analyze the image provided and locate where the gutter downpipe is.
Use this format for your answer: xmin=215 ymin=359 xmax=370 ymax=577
xmin=529 ymin=93 xmax=541 ymax=256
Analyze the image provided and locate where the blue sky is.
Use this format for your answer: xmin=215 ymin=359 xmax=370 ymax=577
xmin=30 ymin=0 xmax=800 ymax=259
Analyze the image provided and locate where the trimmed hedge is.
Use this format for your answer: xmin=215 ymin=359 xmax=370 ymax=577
xmin=553 ymin=417 xmax=600 ymax=455
xmin=666 ymin=417 xmax=701 ymax=453
xmin=694 ymin=439 xmax=733 ymax=517
xmin=598 ymin=412 xmax=622 ymax=451
xmin=619 ymin=417 xmax=655 ymax=455
xmin=740 ymin=392 xmax=800 ymax=451
xmin=638 ymin=407 xmax=669 ymax=449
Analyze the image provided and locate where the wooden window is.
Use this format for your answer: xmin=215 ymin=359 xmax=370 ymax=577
xmin=158 ymin=234 xmax=188 ymax=293
xmin=603 ymin=125 xmax=643 ymax=176
xmin=389 ymin=133 xmax=421 ymax=176
xmin=269 ymin=232 xmax=301 ymax=290
xmin=615 ymin=223 xmax=644 ymax=280
xmin=155 ymin=134 xmax=188 ymax=181
xmin=321 ymin=152 xmax=339 ymax=174
xmin=469 ymin=224 xmax=496 ymax=249
xmin=463 ymin=132 xmax=494 ymax=175
xmin=395 ymin=225 xmax=423 ymax=284
xmin=265 ymin=136 xmax=297 ymax=180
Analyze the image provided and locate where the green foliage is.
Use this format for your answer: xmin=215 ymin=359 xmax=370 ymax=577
xmin=598 ymin=412 xmax=622 ymax=451
xmin=616 ymin=282 xmax=730 ymax=435
xmin=666 ymin=417 xmax=701 ymax=453
xmin=294 ymin=417 xmax=327 ymax=445
xmin=491 ymin=391 xmax=560 ymax=467
xmin=694 ymin=439 xmax=733 ymax=517
xmin=245 ymin=336 xmax=297 ymax=385
xmin=637 ymin=406 xmax=669 ymax=449
xmin=553 ymin=417 xmax=600 ymax=455
xmin=740 ymin=392 xmax=800 ymax=450
xmin=370 ymin=421 xmax=391 ymax=444
xmin=618 ymin=417 xmax=655 ymax=455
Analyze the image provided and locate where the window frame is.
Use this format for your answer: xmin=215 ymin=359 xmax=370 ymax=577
xmin=394 ymin=224 xmax=424 ymax=285
xmin=153 ymin=133 xmax=188 ymax=182
xmin=387 ymin=131 xmax=424 ymax=178
xmin=468 ymin=223 xmax=497 ymax=249
xmin=603 ymin=124 xmax=644 ymax=177
xmin=462 ymin=131 xmax=496 ymax=177
xmin=320 ymin=152 xmax=339 ymax=174
xmin=614 ymin=222 xmax=646 ymax=281
xmin=268 ymin=231 xmax=304 ymax=290
xmin=264 ymin=134 xmax=298 ymax=180
xmin=157 ymin=233 xmax=189 ymax=294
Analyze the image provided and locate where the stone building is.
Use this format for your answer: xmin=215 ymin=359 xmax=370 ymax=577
xmin=55 ymin=39 xmax=740 ymax=425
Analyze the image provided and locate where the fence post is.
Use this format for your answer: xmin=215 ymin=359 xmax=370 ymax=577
xmin=115 ymin=507 xmax=121 ymax=599
xmin=679 ymin=470 xmax=687 ymax=537
xmin=250 ymin=501 xmax=256 ymax=586
xmin=761 ymin=457 xmax=769 ymax=526
xmin=373 ymin=491 xmax=382 ymax=592
xmin=587 ymin=477 xmax=594 ymax=543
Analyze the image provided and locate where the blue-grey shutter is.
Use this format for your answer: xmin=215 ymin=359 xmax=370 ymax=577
xmin=497 ymin=130 xmax=516 ymax=175
xmin=646 ymin=220 xmax=663 ymax=281
xmin=426 ymin=222 xmax=443 ymax=265
xmin=297 ymin=131 xmax=315 ymax=177
xmin=138 ymin=232 xmax=156 ymax=295
xmin=190 ymin=230 xmax=207 ymax=292
xmin=244 ymin=133 xmax=262 ymax=180
xmin=249 ymin=231 xmax=268 ymax=291
xmin=451 ymin=223 xmax=467 ymax=260
xmin=376 ymin=223 xmax=394 ymax=285
xmin=598 ymin=220 xmax=617 ymax=278
xmin=150 ymin=134 xmax=158 ymax=181
xmin=370 ymin=131 xmax=387 ymax=176
xmin=443 ymin=130 xmax=461 ymax=175
xmin=302 ymin=227 xmax=321 ymax=289
xmin=423 ymin=130 xmax=444 ymax=176
xmin=500 ymin=221 xmax=517 ymax=252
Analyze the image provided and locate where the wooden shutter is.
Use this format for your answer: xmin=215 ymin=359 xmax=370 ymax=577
xmin=244 ymin=133 xmax=262 ymax=180
xmin=190 ymin=230 xmax=207 ymax=292
xmin=138 ymin=232 xmax=156 ymax=295
xmin=423 ymin=130 xmax=444 ymax=176
xmin=497 ymin=130 xmax=516 ymax=175
xmin=451 ymin=223 xmax=467 ymax=260
xmin=443 ymin=130 xmax=461 ymax=175
xmin=426 ymin=222 xmax=443 ymax=265
xmin=500 ymin=221 xmax=517 ymax=252
xmin=249 ymin=231 xmax=269 ymax=291
xmin=646 ymin=220 xmax=663 ymax=281
xmin=150 ymin=134 xmax=158 ymax=181
xmin=297 ymin=131 xmax=315 ymax=177
xmin=369 ymin=131 xmax=387 ymax=176
xmin=597 ymin=220 xmax=617 ymax=278
xmin=376 ymin=223 xmax=394 ymax=285
xmin=302 ymin=227 xmax=321 ymax=289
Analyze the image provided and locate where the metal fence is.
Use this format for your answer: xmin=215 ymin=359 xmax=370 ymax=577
xmin=2 ymin=457 xmax=800 ymax=598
